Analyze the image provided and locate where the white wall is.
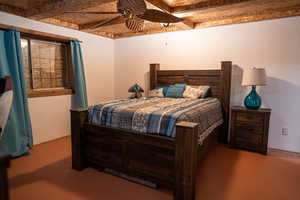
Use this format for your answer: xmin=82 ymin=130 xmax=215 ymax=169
xmin=0 ymin=12 xmax=115 ymax=145
xmin=1 ymin=11 xmax=299 ymax=153
xmin=114 ymin=16 xmax=300 ymax=153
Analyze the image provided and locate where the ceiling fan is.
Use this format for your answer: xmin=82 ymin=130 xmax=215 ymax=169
xmin=65 ymin=0 xmax=183 ymax=32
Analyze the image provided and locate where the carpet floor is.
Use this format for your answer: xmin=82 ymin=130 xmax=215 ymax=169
xmin=8 ymin=137 xmax=300 ymax=200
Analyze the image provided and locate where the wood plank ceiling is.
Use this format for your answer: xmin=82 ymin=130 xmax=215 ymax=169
xmin=0 ymin=0 xmax=300 ymax=39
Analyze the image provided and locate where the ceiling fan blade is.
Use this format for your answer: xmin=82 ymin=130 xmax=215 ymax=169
xmin=125 ymin=18 xmax=144 ymax=32
xmin=90 ymin=15 xmax=123 ymax=29
xmin=117 ymin=0 xmax=147 ymax=16
xmin=64 ymin=11 xmax=119 ymax=15
xmin=138 ymin=9 xmax=182 ymax=23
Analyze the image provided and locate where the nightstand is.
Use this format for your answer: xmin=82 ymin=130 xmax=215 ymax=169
xmin=230 ymin=106 xmax=271 ymax=155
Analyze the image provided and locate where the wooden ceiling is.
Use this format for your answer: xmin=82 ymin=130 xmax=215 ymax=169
xmin=1 ymin=0 xmax=300 ymax=39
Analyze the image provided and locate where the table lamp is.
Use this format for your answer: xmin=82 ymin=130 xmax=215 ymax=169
xmin=242 ymin=68 xmax=267 ymax=110
xmin=128 ymin=83 xmax=144 ymax=98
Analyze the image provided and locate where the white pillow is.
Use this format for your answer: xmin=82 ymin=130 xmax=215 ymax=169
xmin=148 ymin=88 xmax=164 ymax=98
xmin=183 ymin=85 xmax=210 ymax=99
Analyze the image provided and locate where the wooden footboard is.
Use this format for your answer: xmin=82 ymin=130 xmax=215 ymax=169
xmin=71 ymin=109 xmax=203 ymax=200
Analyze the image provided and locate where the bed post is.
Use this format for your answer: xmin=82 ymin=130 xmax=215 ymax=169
xmin=175 ymin=122 xmax=199 ymax=200
xmin=150 ymin=63 xmax=160 ymax=90
xmin=70 ymin=108 xmax=88 ymax=171
xmin=220 ymin=61 xmax=232 ymax=143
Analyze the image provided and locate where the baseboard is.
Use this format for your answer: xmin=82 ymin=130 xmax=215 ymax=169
xmin=33 ymin=135 xmax=70 ymax=147
xmin=268 ymin=148 xmax=300 ymax=158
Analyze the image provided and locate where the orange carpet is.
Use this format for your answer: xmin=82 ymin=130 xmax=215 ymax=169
xmin=8 ymin=137 xmax=300 ymax=200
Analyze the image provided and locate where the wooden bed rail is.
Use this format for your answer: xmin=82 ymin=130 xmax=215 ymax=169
xmin=70 ymin=108 xmax=88 ymax=171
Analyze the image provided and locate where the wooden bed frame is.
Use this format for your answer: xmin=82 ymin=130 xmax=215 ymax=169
xmin=70 ymin=61 xmax=232 ymax=200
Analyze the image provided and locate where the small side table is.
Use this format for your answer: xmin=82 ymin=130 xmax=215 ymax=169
xmin=230 ymin=106 xmax=271 ymax=155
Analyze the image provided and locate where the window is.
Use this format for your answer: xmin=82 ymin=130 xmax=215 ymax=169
xmin=21 ymin=37 xmax=73 ymax=97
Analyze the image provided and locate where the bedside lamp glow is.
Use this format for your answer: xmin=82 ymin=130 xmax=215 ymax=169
xmin=242 ymin=68 xmax=267 ymax=110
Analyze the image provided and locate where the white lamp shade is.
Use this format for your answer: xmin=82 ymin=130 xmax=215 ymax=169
xmin=242 ymin=68 xmax=267 ymax=86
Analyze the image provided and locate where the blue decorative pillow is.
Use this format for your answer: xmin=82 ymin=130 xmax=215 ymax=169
xmin=165 ymin=84 xmax=186 ymax=98
xmin=155 ymin=86 xmax=169 ymax=96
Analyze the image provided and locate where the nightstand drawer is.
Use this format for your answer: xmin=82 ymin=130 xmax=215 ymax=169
xmin=235 ymin=121 xmax=264 ymax=134
xmin=236 ymin=112 xmax=264 ymax=124
xmin=234 ymin=132 xmax=263 ymax=145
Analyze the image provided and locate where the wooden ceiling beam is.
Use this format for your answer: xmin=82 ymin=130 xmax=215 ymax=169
xmin=25 ymin=0 xmax=115 ymax=20
xmin=0 ymin=4 xmax=26 ymax=16
xmin=145 ymin=0 xmax=195 ymax=29
xmin=146 ymin=0 xmax=172 ymax=13
xmin=180 ymin=19 xmax=195 ymax=29
xmin=194 ymin=5 xmax=300 ymax=29
xmin=79 ymin=17 xmax=126 ymax=30
xmin=40 ymin=18 xmax=80 ymax=30
xmin=91 ymin=30 xmax=115 ymax=38
xmin=172 ymin=0 xmax=254 ymax=14
xmin=113 ymin=4 xmax=300 ymax=39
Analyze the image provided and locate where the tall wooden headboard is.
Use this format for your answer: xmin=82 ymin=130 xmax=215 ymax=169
xmin=149 ymin=61 xmax=232 ymax=143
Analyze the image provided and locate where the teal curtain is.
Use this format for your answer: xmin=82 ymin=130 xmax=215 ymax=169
xmin=0 ymin=29 xmax=33 ymax=157
xmin=70 ymin=40 xmax=88 ymax=109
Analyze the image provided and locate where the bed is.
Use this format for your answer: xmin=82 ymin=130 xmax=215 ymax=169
xmin=70 ymin=61 xmax=232 ymax=200
xmin=88 ymin=97 xmax=223 ymax=142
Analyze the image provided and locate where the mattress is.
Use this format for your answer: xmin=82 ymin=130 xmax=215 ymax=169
xmin=88 ymin=97 xmax=223 ymax=143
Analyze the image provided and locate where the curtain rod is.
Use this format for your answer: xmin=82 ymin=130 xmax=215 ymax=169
xmin=0 ymin=23 xmax=80 ymax=42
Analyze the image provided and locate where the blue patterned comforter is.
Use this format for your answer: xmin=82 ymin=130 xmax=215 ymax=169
xmin=88 ymin=97 xmax=223 ymax=139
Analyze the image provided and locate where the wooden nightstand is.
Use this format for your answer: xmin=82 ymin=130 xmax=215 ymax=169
xmin=230 ymin=106 xmax=271 ymax=155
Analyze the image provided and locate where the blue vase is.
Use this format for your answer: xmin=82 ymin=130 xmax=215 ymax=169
xmin=244 ymin=86 xmax=261 ymax=110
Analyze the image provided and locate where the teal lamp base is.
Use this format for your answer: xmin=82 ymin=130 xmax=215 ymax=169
xmin=244 ymin=86 xmax=262 ymax=110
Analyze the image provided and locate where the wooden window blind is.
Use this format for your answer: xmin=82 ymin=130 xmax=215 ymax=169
xmin=21 ymin=37 xmax=73 ymax=98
